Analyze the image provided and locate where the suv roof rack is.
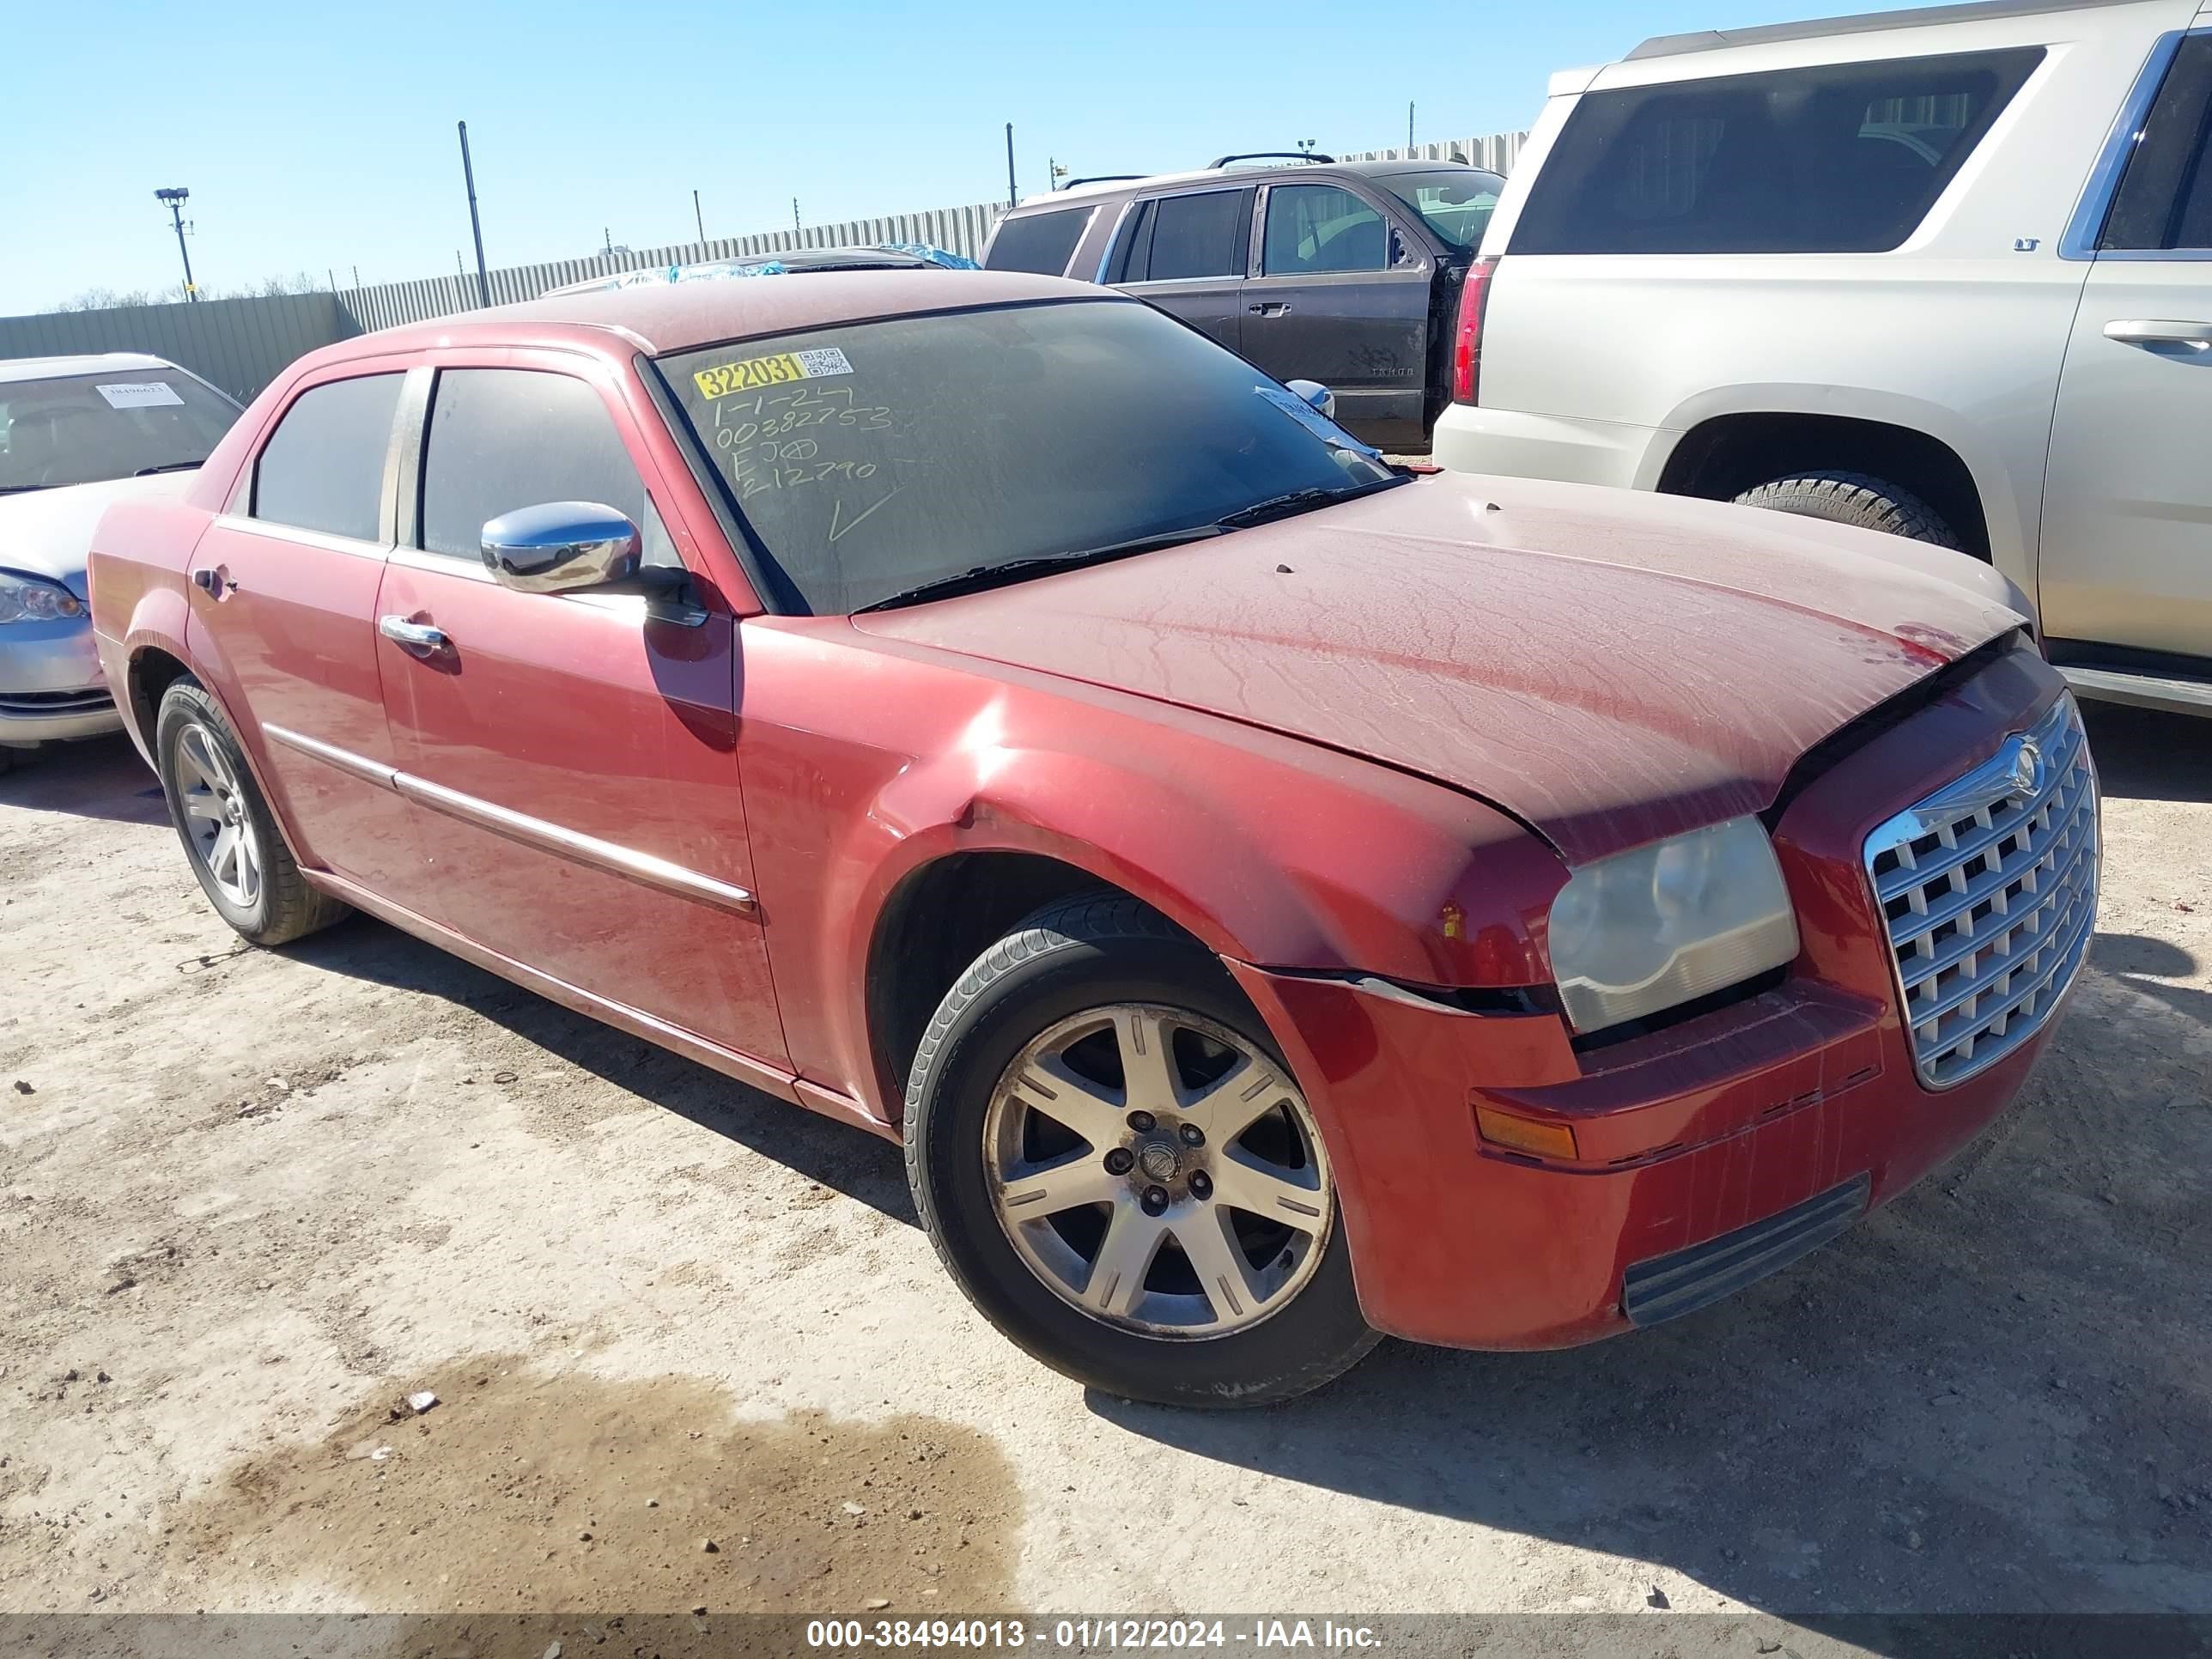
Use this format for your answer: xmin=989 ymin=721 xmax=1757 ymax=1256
xmin=1057 ymin=173 xmax=1145 ymax=191
xmin=1209 ymin=151 xmax=1335 ymax=168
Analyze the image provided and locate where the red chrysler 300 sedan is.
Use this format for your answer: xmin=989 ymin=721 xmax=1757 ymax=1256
xmin=88 ymin=272 xmax=2097 ymax=1405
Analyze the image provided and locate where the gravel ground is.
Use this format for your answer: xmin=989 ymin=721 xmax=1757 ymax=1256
xmin=0 ymin=703 xmax=2207 ymax=1633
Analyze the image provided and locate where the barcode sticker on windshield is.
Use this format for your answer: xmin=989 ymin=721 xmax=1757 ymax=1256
xmin=95 ymin=382 xmax=185 ymax=410
xmin=693 ymin=347 xmax=854 ymax=400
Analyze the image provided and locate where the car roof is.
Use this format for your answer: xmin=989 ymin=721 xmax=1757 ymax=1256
xmin=1627 ymin=0 xmax=2149 ymax=59
xmin=0 ymin=352 xmax=175 ymax=385
xmin=323 ymin=270 xmax=1101 ymax=363
xmin=1022 ymin=156 xmax=1501 ymax=210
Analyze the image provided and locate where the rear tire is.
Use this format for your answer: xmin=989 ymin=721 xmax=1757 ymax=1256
xmin=1734 ymin=469 xmax=1960 ymax=550
xmin=154 ymin=680 xmax=349 ymax=947
xmin=903 ymin=894 xmax=1378 ymax=1407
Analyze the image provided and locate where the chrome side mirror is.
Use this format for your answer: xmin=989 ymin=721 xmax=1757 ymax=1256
xmin=1285 ymin=379 xmax=1336 ymax=419
xmin=481 ymin=501 xmax=641 ymax=594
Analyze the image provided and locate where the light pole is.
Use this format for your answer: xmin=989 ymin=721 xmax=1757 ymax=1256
xmin=457 ymin=121 xmax=490 ymax=308
xmin=154 ymin=188 xmax=197 ymax=301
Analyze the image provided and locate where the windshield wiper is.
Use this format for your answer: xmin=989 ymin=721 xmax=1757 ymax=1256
xmin=1211 ymin=472 xmax=1406 ymax=531
xmin=853 ymin=526 xmax=1224 ymax=613
xmin=0 ymin=483 xmax=51 ymax=496
xmin=133 ymin=461 xmax=204 ymax=476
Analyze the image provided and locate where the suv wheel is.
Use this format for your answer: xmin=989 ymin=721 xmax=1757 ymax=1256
xmin=903 ymin=895 xmax=1378 ymax=1407
xmin=1734 ymin=470 xmax=1960 ymax=550
xmin=154 ymin=680 xmax=349 ymax=946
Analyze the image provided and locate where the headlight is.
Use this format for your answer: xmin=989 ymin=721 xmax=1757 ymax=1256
xmin=0 ymin=569 xmax=87 ymax=624
xmin=1547 ymin=816 xmax=1800 ymax=1033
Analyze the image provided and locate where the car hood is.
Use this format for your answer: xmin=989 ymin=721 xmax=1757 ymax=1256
xmin=1 ymin=472 xmax=194 ymax=595
xmin=853 ymin=473 xmax=2030 ymax=866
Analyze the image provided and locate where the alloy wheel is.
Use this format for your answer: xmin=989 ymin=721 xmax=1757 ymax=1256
xmin=983 ymin=1004 xmax=1333 ymax=1339
xmin=173 ymin=721 xmax=263 ymax=910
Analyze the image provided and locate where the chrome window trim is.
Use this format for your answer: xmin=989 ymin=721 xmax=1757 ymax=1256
xmin=1862 ymin=695 xmax=2098 ymax=1089
xmin=261 ymin=723 xmax=759 ymax=919
xmin=2059 ymin=27 xmax=2209 ymax=261
xmin=212 ymin=515 xmax=391 ymax=562
xmin=388 ymin=544 xmax=494 ymax=581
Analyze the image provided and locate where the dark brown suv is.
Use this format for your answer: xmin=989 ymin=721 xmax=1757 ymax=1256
xmin=983 ymin=155 xmax=1504 ymax=450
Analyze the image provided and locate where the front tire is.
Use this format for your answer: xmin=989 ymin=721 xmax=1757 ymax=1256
xmin=1733 ymin=469 xmax=1960 ymax=549
xmin=154 ymin=680 xmax=349 ymax=946
xmin=903 ymin=895 xmax=1378 ymax=1407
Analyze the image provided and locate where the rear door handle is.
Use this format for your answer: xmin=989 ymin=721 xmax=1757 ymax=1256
xmin=378 ymin=615 xmax=450 ymax=654
xmin=2105 ymin=319 xmax=2212 ymax=349
xmin=1249 ymin=301 xmax=1292 ymax=316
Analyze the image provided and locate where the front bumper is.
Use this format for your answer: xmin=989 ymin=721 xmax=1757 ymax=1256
xmin=1429 ymin=402 xmax=1667 ymax=492
xmin=0 ymin=616 xmax=122 ymax=745
xmin=1230 ymin=640 xmax=2081 ymax=1350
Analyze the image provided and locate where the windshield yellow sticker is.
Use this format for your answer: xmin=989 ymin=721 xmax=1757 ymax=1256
xmin=693 ymin=346 xmax=853 ymax=399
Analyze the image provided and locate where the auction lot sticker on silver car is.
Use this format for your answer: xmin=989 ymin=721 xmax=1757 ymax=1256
xmin=94 ymin=381 xmax=185 ymax=409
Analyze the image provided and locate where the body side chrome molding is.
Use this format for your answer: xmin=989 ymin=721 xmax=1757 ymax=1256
xmin=264 ymin=721 xmax=397 ymax=787
xmin=260 ymin=723 xmax=759 ymax=919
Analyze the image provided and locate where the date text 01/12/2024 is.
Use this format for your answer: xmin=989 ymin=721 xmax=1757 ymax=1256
xmin=805 ymin=1620 xmax=1385 ymax=1651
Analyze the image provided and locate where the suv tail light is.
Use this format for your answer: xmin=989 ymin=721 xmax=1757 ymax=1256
xmin=1450 ymin=256 xmax=1498 ymax=405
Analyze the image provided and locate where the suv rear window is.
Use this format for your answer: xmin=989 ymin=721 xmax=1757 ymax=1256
xmin=983 ymin=207 xmax=1093 ymax=275
xmin=2098 ymin=35 xmax=2212 ymax=251
xmin=1512 ymin=47 xmax=2043 ymax=255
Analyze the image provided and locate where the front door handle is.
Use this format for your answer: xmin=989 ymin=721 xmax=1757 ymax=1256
xmin=378 ymin=615 xmax=450 ymax=655
xmin=1249 ymin=301 xmax=1292 ymax=316
xmin=2105 ymin=319 xmax=2212 ymax=350
xmin=190 ymin=567 xmax=234 ymax=596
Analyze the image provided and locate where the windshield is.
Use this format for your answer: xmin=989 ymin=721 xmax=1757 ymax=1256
xmin=0 ymin=370 xmax=239 ymax=492
xmin=657 ymin=298 xmax=1395 ymax=615
xmin=1381 ymin=169 xmax=1504 ymax=254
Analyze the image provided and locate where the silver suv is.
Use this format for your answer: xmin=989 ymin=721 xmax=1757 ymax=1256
xmin=1434 ymin=0 xmax=2212 ymax=716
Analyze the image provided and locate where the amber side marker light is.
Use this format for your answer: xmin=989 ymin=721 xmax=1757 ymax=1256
xmin=1475 ymin=1105 xmax=1578 ymax=1162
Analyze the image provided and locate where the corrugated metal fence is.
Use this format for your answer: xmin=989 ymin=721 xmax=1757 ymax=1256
xmin=341 ymin=200 xmax=1008 ymax=333
xmin=1339 ymin=131 xmax=1528 ymax=173
xmin=0 ymin=292 xmax=361 ymax=406
xmin=1 ymin=131 xmax=1525 ymax=404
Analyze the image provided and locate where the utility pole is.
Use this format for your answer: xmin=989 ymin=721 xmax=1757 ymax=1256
xmin=1407 ymin=101 xmax=1415 ymax=153
xmin=457 ymin=120 xmax=490 ymax=308
xmin=792 ymin=198 xmax=801 ymax=234
xmin=328 ymin=267 xmax=337 ymax=292
xmin=154 ymin=188 xmax=197 ymax=301
xmin=693 ymin=188 xmax=705 ymax=245
xmin=352 ymin=264 xmax=361 ymax=287
xmin=1005 ymin=123 xmax=1018 ymax=208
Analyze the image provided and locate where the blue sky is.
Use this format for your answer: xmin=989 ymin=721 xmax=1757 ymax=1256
xmin=6 ymin=0 xmax=1869 ymax=314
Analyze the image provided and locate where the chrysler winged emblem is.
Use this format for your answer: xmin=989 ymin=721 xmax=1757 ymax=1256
xmin=2006 ymin=736 xmax=2043 ymax=801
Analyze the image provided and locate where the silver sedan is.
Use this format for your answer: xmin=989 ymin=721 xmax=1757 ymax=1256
xmin=1 ymin=354 xmax=239 ymax=767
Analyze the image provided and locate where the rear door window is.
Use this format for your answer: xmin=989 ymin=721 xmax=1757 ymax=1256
xmin=252 ymin=373 xmax=404 ymax=543
xmin=1114 ymin=189 xmax=1252 ymax=283
xmin=1511 ymin=47 xmax=2044 ymax=254
xmin=2098 ymin=35 xmax=2212 ymax=251
xmin=418 ymin=368 xmax=672 ymax=563
xmin=982 ymin=207 xmax=1094 ymax=275
xmin=1262 ymin=184 xmax=1393 ymax=274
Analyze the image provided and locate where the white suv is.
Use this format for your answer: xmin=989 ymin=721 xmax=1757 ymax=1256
xmin=1434 ymin=0 xmax=2212 ymax=716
